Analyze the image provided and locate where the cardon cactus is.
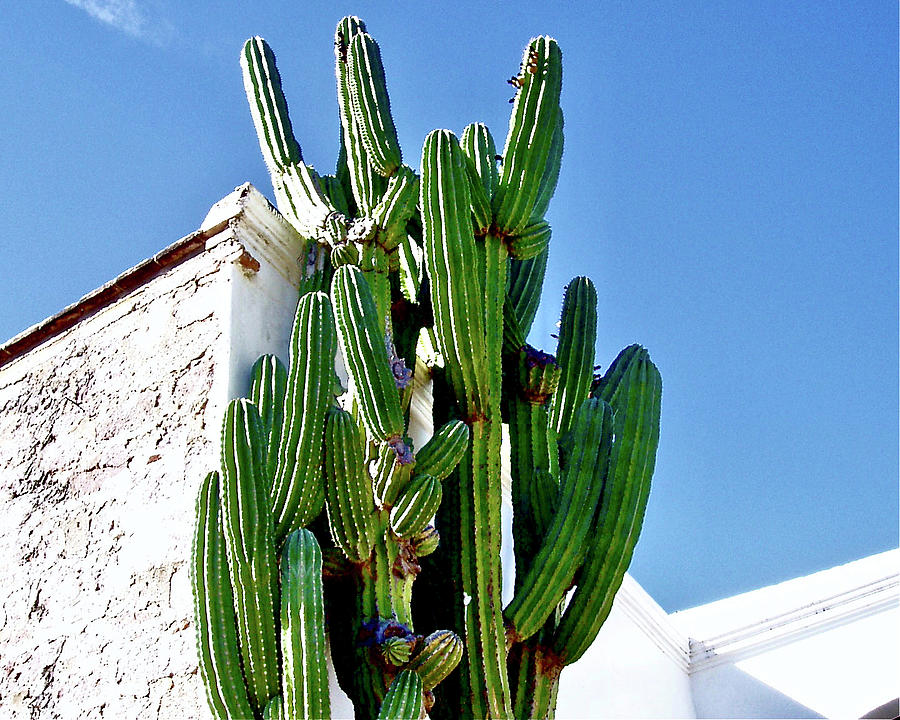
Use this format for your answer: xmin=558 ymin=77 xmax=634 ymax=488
xmin=191 ymin=16 xmax=662 ymax=720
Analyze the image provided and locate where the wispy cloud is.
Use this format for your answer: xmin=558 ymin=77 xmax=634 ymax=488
xmin=63 ymin=0 xmax=174 ymax=45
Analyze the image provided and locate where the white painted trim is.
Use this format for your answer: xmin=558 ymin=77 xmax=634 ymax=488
xmin=687 ymin=570 xmax=899 ymax=672
xmin=616 ymin=574 xmax=693 ymax=674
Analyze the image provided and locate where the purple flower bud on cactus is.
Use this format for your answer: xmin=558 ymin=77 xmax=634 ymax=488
xmin=306 ymin=241 xmax=319 ymax=270
xmin=391 ymin=356 xmax=413 ymax=389
xmin=523 ymin=344 xmax=556 ymax=368
xmin=358 ymin=618 xmax=416 ymax=647
xmin=388 ymin=435 xmax=414 ymax=465
xmin=385 ymin=330 xmax=413 ymax=389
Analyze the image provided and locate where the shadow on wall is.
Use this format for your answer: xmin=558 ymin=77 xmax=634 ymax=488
xmin=860 ymin=697 xmax=900 ymax=720
xmin=691 ymin=664 xmax=824 ymax=719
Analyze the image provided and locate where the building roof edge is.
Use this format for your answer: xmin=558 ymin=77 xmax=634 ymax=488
xmin=0 ymin=183 xmax=281 ymax=370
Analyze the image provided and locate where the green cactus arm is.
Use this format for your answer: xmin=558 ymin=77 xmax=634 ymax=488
xmin=377 ymin=670 xmax=424 ymax=720
xmin=460 ymin=122 xmax=499 ymax=204
xmin=493 ymin=37 xmax=563 ymax=234
xmin=271 ymin=292 xmax=338 ymax=539
xmin=390 ymin=474 xmax=442 ymax=538
xmin=504 ymin=249 xmax=548 ymax=351
xmin=324 ymin=407 xmax=378 ymax=562
xmin=240 ymin=36 xmax=301 ymax=172
xmin=219 ymin=399 xmax=281 ymax=715
xmin=249 ymin=354 xmax=288 ymax=483
xmin=548 ymin=277 xmax=598 ymax=438
xmin=319 ymin=173 xmax=353 ymax=216
xmin=410 ymin=524 xmax=440 ymax=557
xmin=372 ymin=439 xmax=415 ymax=508
xmin=331 ymin=265 xmax=405 ymax=441
xmin=413 ymin=419 xmax=469 ymax=481
xmin=420 ymin=128 xmax=489 ymax=413
xmin=459 ymin=123 xmax=495 ymax=235
xmin=241 ymin=36 xmax=347 ymax=245
xmin=281 ymin=529 xmax=332 ymax=720
xmin=529 ymin=106 xmax=564 ymax=222
xmin=191 ymin=471 xmax=255 ymax=720
xmin=591 ymin=343 xmax=643 ymax=399
xmin=504 ymin=398 xmax=614 ymax=643
xmin=335 ymin=17 xmax=387 ymax=213
xmin=551 ymin=349 xmax=662 ymax=665
xmin=371 ymin=165 xmax=420 ymax=251
xmin=405 ymin=630 xmax=463 ymax=691
xmin=348 ymin=32 xmax=403 ymax=177
xmin=507 ymin=219 xmax=551 ymax=261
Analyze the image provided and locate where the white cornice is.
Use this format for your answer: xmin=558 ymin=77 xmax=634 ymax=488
xmin=687 ymin=569 xmax=899 ymax=673
xmin=201 ymin=183 xmax=307 ymax=289
xmin=616 ymin=575 xmax=693 ymax=674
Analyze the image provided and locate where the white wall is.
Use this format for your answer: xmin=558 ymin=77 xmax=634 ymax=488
xmin=556 ymin=576 xmax=696 ymax=719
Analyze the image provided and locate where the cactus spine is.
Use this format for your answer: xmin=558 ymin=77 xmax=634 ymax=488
xmin=192 ymin=19 xmax=662 ymax=720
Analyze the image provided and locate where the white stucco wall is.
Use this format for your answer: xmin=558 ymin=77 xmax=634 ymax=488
xmin=0 ymin=185 xmax=358 ymax=719
xmin=0 ymin=223 xmax=229 ymax=717
xmin=555 ymin=576 xmax=696 ymax=719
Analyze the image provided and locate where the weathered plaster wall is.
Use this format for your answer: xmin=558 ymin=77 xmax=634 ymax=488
xmin=0 ymin=243 xmax=230 ymax=718
xmin=0 ymin=185 xmax=345 ymax=719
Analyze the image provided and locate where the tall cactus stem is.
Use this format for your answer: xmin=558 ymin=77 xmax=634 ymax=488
xmin=548 ymin=277 xmax=598 ymax=438
xmin=191 ymin=472 xmax=255 ymax=720
xmin=335 ymin=17 xmax=387 ymax=212
xmin=281 ymin=529 xmax=331 ymax=720
xmin=271 ymin=292 xmax=338 ymax=539
xmin=551 ymin=349 xmax=662 ymax=664
xmin=457 ymin=417 xmax=511 ymax=719
xmin=219 ymin=399 xmax=281 ymax=715
xmin=348 ymin=32 xmax=403 ymax=177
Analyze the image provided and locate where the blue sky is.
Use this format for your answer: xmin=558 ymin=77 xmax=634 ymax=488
xmin=1 ymin=1 xmax=896 ymax=611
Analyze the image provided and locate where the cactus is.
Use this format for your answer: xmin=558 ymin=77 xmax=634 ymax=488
xmin=191 ymin=18 xmax=662 ymax=720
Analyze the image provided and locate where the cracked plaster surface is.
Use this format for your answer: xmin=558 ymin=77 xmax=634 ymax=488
xmin=0 ymin=249 xmax=232 ymax=719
